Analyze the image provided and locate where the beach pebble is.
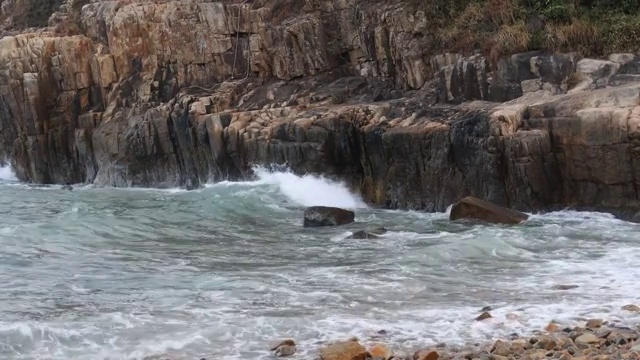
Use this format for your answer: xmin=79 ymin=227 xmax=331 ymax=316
xmin=575 ymin=333 xmax=600 ymax=347
xmin=586 ymin=319 xmax=604 ymax=328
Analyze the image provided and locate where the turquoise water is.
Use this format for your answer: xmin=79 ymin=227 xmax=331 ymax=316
xmin=0 ymin=167 xmax=639 ymax=359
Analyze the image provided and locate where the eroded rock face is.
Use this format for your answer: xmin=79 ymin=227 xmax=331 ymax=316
xmin=450 ymin=196 xmax=529 ymax=224
xmin=303 ymin=206 xmax=355 ymax=227
xmin=1 ymin=0 xmax=640 ymax=216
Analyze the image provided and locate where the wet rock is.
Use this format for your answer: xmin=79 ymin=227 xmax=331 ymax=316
xmin=303 ymin=206 xmax=355 ymax=227
xmin=481 ymin=306 xmax=493 ymax=312
xmin=348 ymin=227 xmax=387 ymax=239
xmin=534 ymin=335 xmax=557 ymax=350
xmin=449 ymin=196 xmax=529 ymax=225
xmin=491 ymin=340 xmax=511 ymax=357
xmin=575 ymin=333 xmax=600 ymax=347
xmin=546 ymin=322 xmax=560 ymax=332
xmin=319 ymin=339 xmax=367 ymax=360
xmin=270 ymin=339 xmax=296 ymax=357
xmin=61 ymin=185 xmax=73 ymax=191
xmin=476 ymin=312 xmax=493 ymax=321
xmin=552 ymin=284 xmax=579 ymax=290
xmin=367 ymin=343 xmax=393 ymax=359
xmin=413 ymin=350 xmax=439 ymax=360
xmin=622 ymin=304 xmax=640 ymax=312
xmin=587 ymin=319 xmax=604 ymax=329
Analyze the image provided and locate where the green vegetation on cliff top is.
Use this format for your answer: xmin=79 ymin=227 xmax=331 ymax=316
xmin=409 ymin=0 xmax=640 ymax=60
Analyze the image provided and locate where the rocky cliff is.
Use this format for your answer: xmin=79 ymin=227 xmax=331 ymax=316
xmin=1 ymin=0 xmax=640 ymax=214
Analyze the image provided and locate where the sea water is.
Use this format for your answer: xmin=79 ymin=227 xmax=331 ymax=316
xmin=0 ymin=165 xmax=639 ymax=359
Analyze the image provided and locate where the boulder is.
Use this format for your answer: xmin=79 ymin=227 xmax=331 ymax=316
xmin=449 ymin=196 xmax=529 ymax=224
xmin=303 ymin=206 xmax=355 ymax=227
xmin=270 ymin=339 xmax=296 ymax=357
xmin=413 ymin=350 xmax=439 ymax=360
xmin=319 ymin=340 xmax=367 ymax=360
xmin=367 ymin=343 xmax=393 ymax=359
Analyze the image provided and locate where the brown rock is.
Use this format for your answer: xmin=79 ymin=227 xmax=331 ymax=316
xmin=414 ymin=350 xmax=439 ymax=360
xmin=449 ymin=196 xmax=529 ymax=224
xmin=586 ymin=319 xmax=604 ymax=329
xmin=367 ymin=343 xmax=393 ymax=359
xmin=491 ymin=340 xmax=511 ymax=357
xmin=319 ymin=340 xmax=367 ymax=360
xmin=270 ymin=339 xmax=297 ymax=357
xmin=476 ymin=312 xmax=493 ymax=321
xmin=534 ymin=335 xmax=557 ymax=350
xmin=622 ymin=304 xmax=640 ymax=312
xmin=545 ymin=322 xmax=560 ymax=332
xmin=303 ymin=206 xmax=355 ymax=227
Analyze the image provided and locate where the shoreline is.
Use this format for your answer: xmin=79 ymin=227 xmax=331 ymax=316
xmin=268 ymin=311 xmax=640 ymax=360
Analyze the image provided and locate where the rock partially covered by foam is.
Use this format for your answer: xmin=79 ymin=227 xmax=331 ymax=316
xmin=450 ymin=196 xmax=529 ymax=225
xmin=303 ymin=206 xmax=355 ymax=227
xmin=348 ymin=227 xmax=387 ymax=239
xmin=270 ymin=339 xmax=296 ymax=357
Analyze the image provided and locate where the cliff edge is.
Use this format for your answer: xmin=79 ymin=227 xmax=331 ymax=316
xmin=1 ymin=0 xmax=640 ymax=213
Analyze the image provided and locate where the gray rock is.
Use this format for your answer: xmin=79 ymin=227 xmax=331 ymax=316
xmin=303 ymin=206 xmax=355 ymax=227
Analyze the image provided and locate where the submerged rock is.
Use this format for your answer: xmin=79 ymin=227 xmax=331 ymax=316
xmin=319 ymin=339 xmax=367 ymax=360
xmin=622 ymin=304 xmax=640 ymax=312
xmin=303 ymin=206 xmax=355 ymax=227
xmin=450 ymin=196 xmax=529 ymax=224
xmin=552 ymin=284 xmax=579 ymax=290
xmin=61 ymin=185 xmax=73 ymax=191
xmin=348 ymin=227 xmax=387 ymax=239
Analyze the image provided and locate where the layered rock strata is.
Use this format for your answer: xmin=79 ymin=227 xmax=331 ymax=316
xmin=1 ymin=0 xmax=640 ymax=213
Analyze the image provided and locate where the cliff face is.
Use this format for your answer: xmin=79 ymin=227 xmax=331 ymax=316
xmin=1 ymin=0 xmax=640 ymax=213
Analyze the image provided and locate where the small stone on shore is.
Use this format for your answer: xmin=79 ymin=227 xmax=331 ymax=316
xmin=575 ymin=333 xmax=600 ymax=346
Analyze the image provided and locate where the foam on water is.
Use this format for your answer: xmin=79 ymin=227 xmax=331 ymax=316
xmin=0 ymin=164 xmax=16 ymax=181
xmin=252 ymin=166 xmax=368 ymax=208
xmin=1 ymin=175 xmax=640 ymax=359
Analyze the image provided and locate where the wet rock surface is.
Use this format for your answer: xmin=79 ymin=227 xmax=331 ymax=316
xmin=275 ymin=320 xmax=640 ymax=360
xmin=450 ymin=196 xmax=530 ymax=224
xmin=303 ymin=206 xmax=355 ymax=227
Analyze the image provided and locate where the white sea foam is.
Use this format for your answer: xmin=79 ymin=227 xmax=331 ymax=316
xmin=0 ymin=164 xmax=16 ymax=181
xmin=252 ymin=166 xmax=367 ymax=208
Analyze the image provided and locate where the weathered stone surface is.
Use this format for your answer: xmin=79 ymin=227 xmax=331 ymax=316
xmin=450 ymin=196 xmax=529 ymax=224
xmin=1 ymin=0 xmax=640 ymax=219
xmin=319 ymin=340 xmax=367 ymax=360
xmin=303 ymin=206 xmax=355 ymax=227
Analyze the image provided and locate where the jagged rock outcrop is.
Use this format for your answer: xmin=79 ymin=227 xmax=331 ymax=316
xmin=1 ymin=0 xmax=640 ymax=215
